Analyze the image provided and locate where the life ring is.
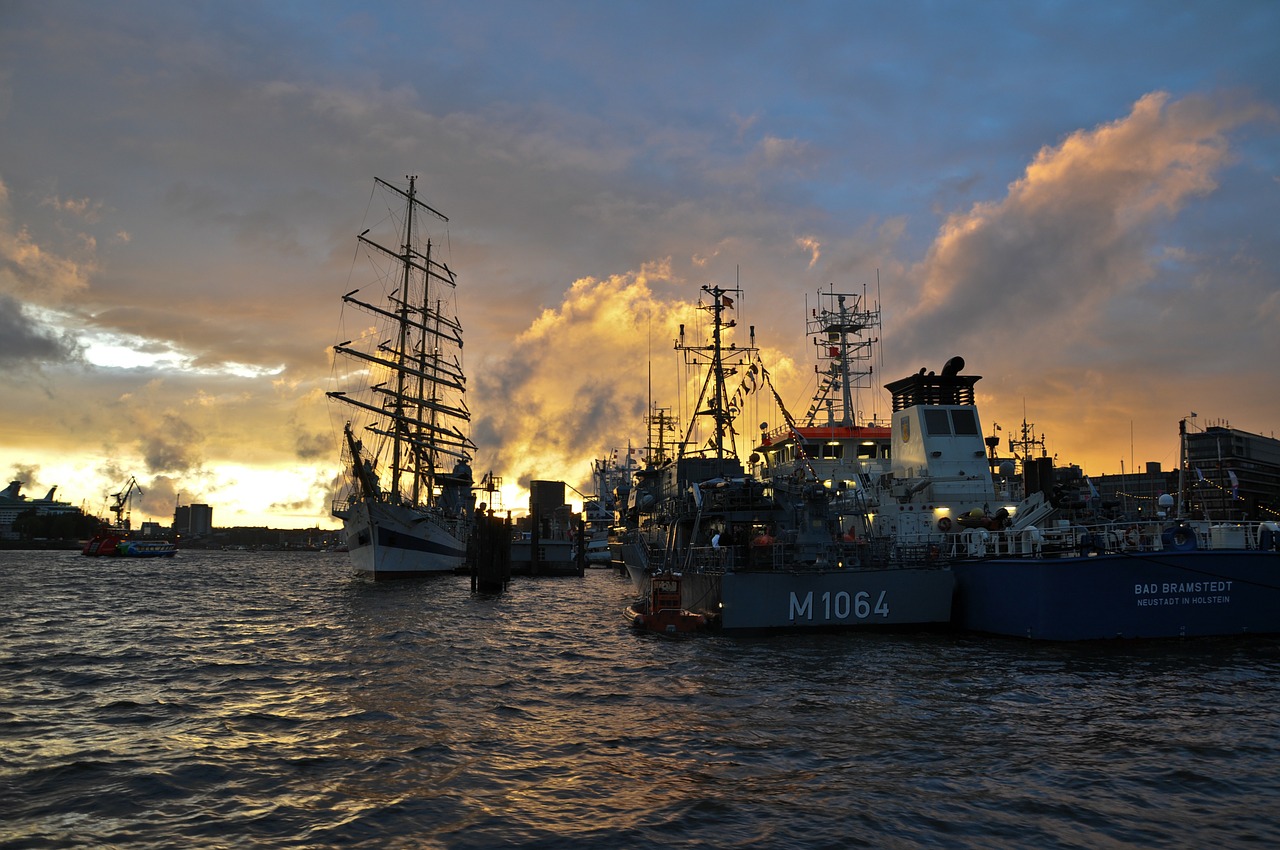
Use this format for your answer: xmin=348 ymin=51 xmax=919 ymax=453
xmin=937 ymin=517 xmax=953 ymax=533
xmin=1161 ymin=524 xmax=1198 ymax=552
xmin=927 ymin=544 xmax=941 ymax=562
xmin=1124 ymin=528 xmax=1139 ymax=548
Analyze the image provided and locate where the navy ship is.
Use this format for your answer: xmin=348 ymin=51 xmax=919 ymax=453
xmin=621 ymin=285 xmax=954 ymax=630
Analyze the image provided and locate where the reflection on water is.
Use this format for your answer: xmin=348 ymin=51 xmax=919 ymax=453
xmin=2 ymin=550 xmax=1279 ymax=848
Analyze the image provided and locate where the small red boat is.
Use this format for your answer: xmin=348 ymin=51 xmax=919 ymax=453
xmin=626 ymin=573 xmax=709 ymax=635
xmin=83 ymin=531 xmax=178 ymax=557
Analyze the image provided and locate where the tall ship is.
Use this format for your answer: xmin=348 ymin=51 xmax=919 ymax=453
xmin=620 ymin=284 xmax=955 ymax=630
xmin=328 ymin=176 xmax=477 ymax=579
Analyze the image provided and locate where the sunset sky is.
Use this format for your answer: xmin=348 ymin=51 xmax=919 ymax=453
xmin=2 ymin=1 xmax=1278 ymax=529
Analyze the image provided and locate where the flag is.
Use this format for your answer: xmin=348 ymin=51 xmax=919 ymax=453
xmin=1229 ymin=470 xmax=1239 ymax=498
xmin=1195 ymin=467 xmax=1205 ymax=482
xmin=1085 ymin=477 xmax=1099 ymax=502
xmin=721 ymin=294 xmax=734 ymax=308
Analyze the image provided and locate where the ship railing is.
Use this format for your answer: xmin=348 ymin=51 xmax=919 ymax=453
xmin=952 ymin=519 xmax=1279 ymax=558
xmin=623 ymin=541 xmax=648 ymax=567
xmin=686 ymin=545 xmax=734 ymax=574
xmin=689 ymin=541 xmax=836 ymax=573
xmin=707 ymin=538 xmax=943 ymax=572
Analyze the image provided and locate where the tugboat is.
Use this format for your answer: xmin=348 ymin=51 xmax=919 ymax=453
xmin=625 ymin=572 xmax=709 ymax=635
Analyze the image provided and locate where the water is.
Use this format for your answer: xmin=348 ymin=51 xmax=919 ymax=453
xmin=3 ymin=550 xmax=1279 ymax=849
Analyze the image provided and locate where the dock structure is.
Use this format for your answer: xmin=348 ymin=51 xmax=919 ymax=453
xmin=469 ymin=509 xmax=511 ymax=593
xmin=511 ymin=480 xmax=584 ymax=577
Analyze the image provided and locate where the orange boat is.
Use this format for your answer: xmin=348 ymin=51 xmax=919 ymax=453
xmin=625 ymin=572 xmax=709 ymax=635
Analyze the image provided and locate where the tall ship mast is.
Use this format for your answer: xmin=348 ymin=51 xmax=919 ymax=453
xmin=327 ymin=175 xmax=477 ymax=578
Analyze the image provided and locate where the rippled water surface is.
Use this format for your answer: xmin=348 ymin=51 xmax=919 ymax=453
xmin=3 ymin=549 xmax=1279 ymax=848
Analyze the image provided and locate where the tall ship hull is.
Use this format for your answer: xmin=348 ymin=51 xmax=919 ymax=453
xmin=338 ymin=499 xmax=467 ymax=579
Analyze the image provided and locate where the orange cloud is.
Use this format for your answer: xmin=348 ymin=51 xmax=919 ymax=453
xmin=895 ymin=91 xmax=1278 ymax=475
xmin=0 ymin=180 xmax=96 ymax=303
xmin=906 ymin=91 xmax=1275 ymax=356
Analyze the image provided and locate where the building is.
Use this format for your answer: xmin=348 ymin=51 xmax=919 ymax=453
xmin=1183 ymin=425 xmax=1280 ymax=521
xmin=1085 ymin=425 xmax=1280 ymax=522
xmin=173 ymin=503 xmax=214 ymax=537
xmin=1086 ymin=462 xmax=1175 ymax=519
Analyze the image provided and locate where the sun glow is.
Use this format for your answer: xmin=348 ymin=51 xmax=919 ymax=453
xmin=1 ymin=448 xmax=341 ymax=531
xmin=29 ymin=305 xmax=286 ymax=378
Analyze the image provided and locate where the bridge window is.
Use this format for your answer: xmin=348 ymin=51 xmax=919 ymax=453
xmin=951 ymin=409 xmax=979 ymax=435
xmin=924 ymin=409 xmax=952 ymax=435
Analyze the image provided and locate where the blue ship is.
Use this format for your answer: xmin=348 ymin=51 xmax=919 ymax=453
xmin=854 ymin=359 xmax=1280 ymax=640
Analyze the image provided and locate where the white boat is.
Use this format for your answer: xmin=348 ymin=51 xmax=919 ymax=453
xmin=584 ymin=532 xmax=612 ymax=566
xmin=327 ymin=176 xmax=477 ymax=579
xmin=582 ymin=452 xmax=634 ymax=567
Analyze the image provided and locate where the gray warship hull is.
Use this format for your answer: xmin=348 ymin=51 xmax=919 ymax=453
xmin=623 ymin=548 xmax=953 ymax=631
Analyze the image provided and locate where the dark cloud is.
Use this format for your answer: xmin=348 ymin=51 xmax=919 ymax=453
xmin=136 ymin=475 xmax=180 ymax=522
xmin=4 ymin=464 xmax=41 ymax=489
xmin=136 ymin=412 xmax=204 ymax=475
xmin=0 ymin=294 xmax=81 ymax=366
xmin=293 ymin=428 xmax=331 ymax=462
